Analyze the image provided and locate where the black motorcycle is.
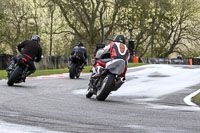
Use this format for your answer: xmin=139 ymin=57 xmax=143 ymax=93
xmin=7 ymin=57 xmax=30 ymax=86
xmin=69 ymin=55 xmax=84 ymax=79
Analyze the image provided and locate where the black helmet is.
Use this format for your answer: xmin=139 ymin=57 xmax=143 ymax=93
xmin=31 ymin=35 xmax=40 ymax=43
xmin=77 ymin=41 xmax=83 ymax=46
xmin=113 ymin=35 xmax=125 ymax=44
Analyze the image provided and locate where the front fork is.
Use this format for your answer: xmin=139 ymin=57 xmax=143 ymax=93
xmin=88 ymin=74 xmax=103 ymax=95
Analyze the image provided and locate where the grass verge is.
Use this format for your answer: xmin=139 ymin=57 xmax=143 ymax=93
xmin=0 ymin=63 xmax=146 ymax=80
xmin=0 ymin=70 xmax=7 ymax=80
xmin=128 ymin=63 xmax=146 ymax=68
xmin=192 ymin=93 xmax=200 ymax=106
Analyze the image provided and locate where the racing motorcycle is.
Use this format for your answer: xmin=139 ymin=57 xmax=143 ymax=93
xmin=69 ymin=55 xmax=84 ymax=79
xmin=86 ymin=59 xmax=126 ymax=101
xmin=7 ymin=56 xmax=30 ymax=86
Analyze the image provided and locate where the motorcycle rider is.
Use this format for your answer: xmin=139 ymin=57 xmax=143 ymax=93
xmin=7 ymin=35 xmax=42 ymax=80
xmin=70 ymin=41 xmax=87 ymax=67
xmin=93 ymin=35 xmax=130 ymax=80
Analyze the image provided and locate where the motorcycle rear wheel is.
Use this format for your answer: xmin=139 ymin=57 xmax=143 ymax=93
xmin=96 ymin=74 xmax=115 ymax=101
xmin=7 ymin=66 xmax=22 ymax=86
xmin=76 ymin=72 xmax=80 ymax=79
xmin=69 ymin=64 xmax=76 ymax=79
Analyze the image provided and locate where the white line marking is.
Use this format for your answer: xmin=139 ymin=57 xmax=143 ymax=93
xmin=184 ymin=89 xmax=200 ymax=106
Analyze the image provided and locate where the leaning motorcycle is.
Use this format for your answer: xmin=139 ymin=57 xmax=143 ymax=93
xmin=69 ymin=55 xmax=84 ymax=79
xmin=7 ymin=57 xmax=30 ymax=86
xmin=86 ymin=59 xmax=125 ymax=101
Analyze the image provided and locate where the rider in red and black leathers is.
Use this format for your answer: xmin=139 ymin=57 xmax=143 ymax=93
xmin=8 ymin=35 xmax=42 ymax=77
xmin=18 ymin=40 xmax=42 ymax=63
xmin=94 ymin=35 xmax=130 ymax=78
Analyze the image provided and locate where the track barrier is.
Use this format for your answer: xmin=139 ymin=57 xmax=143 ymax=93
xmin=1 ymin=54 xmax=200 ymax=70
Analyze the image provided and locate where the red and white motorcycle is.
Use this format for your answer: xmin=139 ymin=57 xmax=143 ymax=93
xmin=86 ymin=58 xmax=125 ymax=101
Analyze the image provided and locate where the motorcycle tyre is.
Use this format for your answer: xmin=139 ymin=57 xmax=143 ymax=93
xmin=7 ymin=66 xmax=22 ymax=86
xmin=69 ymin=64 xmax=76 ymax=79
xmin=96 ymin=74 xmax=115 ymax=101
xmin=76 ymin=72 xmax=80 ymax=79
xmin=86 ymin=89 xmax=93 ymax=98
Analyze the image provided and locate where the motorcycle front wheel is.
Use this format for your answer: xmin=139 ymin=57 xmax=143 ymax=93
xmin=86 ymin=88 xmax=93 ymax=98
xmin=96 ymin=74 xmax=115 ymax=101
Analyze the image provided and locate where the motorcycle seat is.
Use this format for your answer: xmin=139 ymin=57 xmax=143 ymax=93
xmin=98 ymin=59 xmax=112 ymax=63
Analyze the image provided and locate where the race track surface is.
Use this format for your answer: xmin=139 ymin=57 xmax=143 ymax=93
xmin=0 ymin=64 xmax=200 ymax=133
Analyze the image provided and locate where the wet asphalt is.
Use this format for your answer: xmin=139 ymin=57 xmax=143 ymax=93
xmin=0 ymin=65 xmax=200 ymax=133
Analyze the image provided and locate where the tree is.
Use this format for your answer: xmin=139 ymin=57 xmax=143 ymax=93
xmin=117 ymin=0 xmax=157 ymax=56
xmin=0 ymin=0 xmax=200 ymax=57
xmin=0 ymin=0 xmax=32 ymax=54
xmin=158 ymin=0 xmax=200 ymax=57
xmin=117 ymin=0 xmax=200 ymax=58
xmin=40 ymin=0 xmax=70 ymax=56
xmin=51 ymin=0 xmax=122 ymax=54
xmin=0 ymin=0 xmax=8 ymax=53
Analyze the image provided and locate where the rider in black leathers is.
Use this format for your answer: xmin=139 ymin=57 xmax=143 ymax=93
xmin=70 ymin=41 xmax=87 ymax=66
xmin=7 ymin=35 xmax=42 ymax=79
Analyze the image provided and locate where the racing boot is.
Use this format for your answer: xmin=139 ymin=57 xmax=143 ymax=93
xmin=22 ymin=70 xmax=34 ymax=82
xmin=91 ymin=66 xmax=103 ymax=78
xmin=6 ymin=60 xmax=15 ymax=72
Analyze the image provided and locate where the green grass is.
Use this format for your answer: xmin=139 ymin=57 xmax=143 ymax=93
xmin=192 ymin=93 xmax=200 ymax=105
xmin=0 ymin=70 xmax=7 ymax=80
xmin=30 ymin=68 xmax=69 ymax=77
xmin=128 ymin=63 xmax=146 ymax=68
xmin=0 ymin=63 xmax=146 ymax=80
